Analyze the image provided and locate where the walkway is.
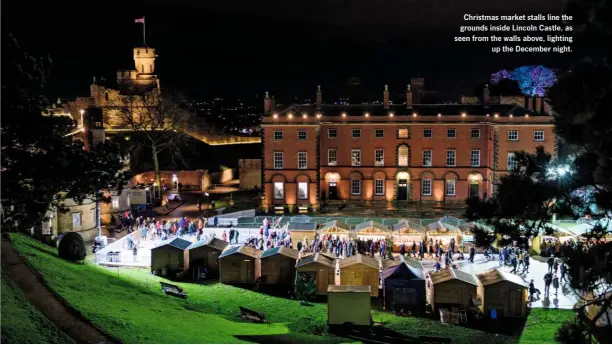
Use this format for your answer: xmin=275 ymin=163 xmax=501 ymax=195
xmin=1 ymin=238 xmax=117 ymax=344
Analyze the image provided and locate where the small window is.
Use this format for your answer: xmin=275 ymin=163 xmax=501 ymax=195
xmin=274 ymin=152 xmax=283 ymax=169
xmin=375 ymin=129 xmax=384 ymax=138
xmin=298 ymin=130 xmax=307 ymax=141
xmin=508 ymin=152 xmax=518 ymax=170
xmin=423 ymin=129 xmax=432 ymax=138
xmin=328 ymin=128 xmax=337 ymax=138
xmin=351 ymin=179 xmax=361 ymax=195
xmin=351 ymin=149 xmax=361 ymax=166
xmin=534 ymin=130 xmax=545 ymax=141
xmin=274 ymin=182 xmax=284 ymax=199
xmin=375 ymin=149 xmax=384 ymax=167
xmin=446 ymin=180 xmax=456 ymax=196
xmin=111 ymin=197 xmax=120 ymax=210
xmin=375 ymin=179 xmax=384 ymax=196
xmin=141 ymin=64 xmax=144 ymax=73
xmin=422 ymin=150 xmax=432 ymax=167
xmin=104 ymin=92 xmax=109 ymax=101
xmin=328 ymin=149 xmax=337 ymax=166
xmin=470 ymin=150 xmax=480 ymax=167
xmin=298 ymin=152 xmax=307 ymax=169
xmin=273 ymin=130 xmax=283 ymax=141
xmin=446 ymin=150 xmax=456 ymax=167
xmin=508 ymin=130 xmax=519 ymax=141
xmin=72 ymin=213 xmax=82 ymax=227
xmin=471 ymin=128 xmax=481 ymax=138
xmin=397 ymin=128 xmax=409 ymax=138
xmin=298 ymin=182 xmax=308 ymax=200
xmin=149 ymin=64 xmax=153 ymax=73
xmin=352 ymin=129 xmax=361 ymax=138
xmin=447 ymin=129 xmax=456 ymax=138
xmin=422 ymin=179 xmax=432 ymax=196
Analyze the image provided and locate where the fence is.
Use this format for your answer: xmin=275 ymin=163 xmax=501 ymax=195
xmin=230 ymin=215 xmax=468 ymax=229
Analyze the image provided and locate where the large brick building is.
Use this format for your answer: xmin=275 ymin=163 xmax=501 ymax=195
xmin=261 ymin=81 xmax=556 ymax=213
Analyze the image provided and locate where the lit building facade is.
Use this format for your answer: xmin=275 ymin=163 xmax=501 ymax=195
xmin=261 ymin=83 xmax=556 ymax=213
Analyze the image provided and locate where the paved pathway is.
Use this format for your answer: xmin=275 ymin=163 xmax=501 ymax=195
xmin=1 ymin=238 xmax=117 ymax=344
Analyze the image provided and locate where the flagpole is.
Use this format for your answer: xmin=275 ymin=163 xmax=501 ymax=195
xmin=143 ymin=16 xmax=146 ymax=46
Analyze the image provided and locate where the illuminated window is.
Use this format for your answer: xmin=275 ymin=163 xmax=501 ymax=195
xmin=328 ymin=128 xmax=337 ymax=138
xmin=422 ymin=150 xmax=432 ymax=167
xmin=446 ymin=150 xmax=456 ymax=167
xmin=508 ymin=152 xmax=518 ymax=170
xmin=298 ymin=182 xmax=308 ymax=200
xmin=351 ymin=150 xmax=361 ymax=166
xmin=112 ymin=197 xmax=120 ymax=209
xmin=375 ymin=179 xmax=384 ymax=195
xmin=328 ymin=149 xmax=337 ymax=166
xmin=447 ymin=129 xmax=456 ymax=138
xmin=375 ymin=129 xmax=384 ymax=138
xmin=508 ymin=130 xmax=519 ymax=141
xmin=534 ymin=130 xmax=545 ymax=141
xmin=470 ymin=150 xmax=480 ymax=167
xmin=375 ymin=149 xmax=384 ymax=166
xmin=273 ymin=130 xmax=283 ymax=140
xmin=398 ymin=145 xmax=409 ymax=166
xmin=274 ymin=152 xmax=283 ymax=169
xmin=298 ymin=152 xmax=307 ymax=169
xmin=423 ymin=129 xmax=432 ymax=138
xmin=446 ymin=180 xmax=456 ymax=196
xmin=273 ymin=182 xmax=284 ymax=199
xmin=422 ymin=179 xmax=432 ymax=196
xmin=351 ymin=179 xmax=361 ymax=195
xmin=398 ymin=128 xmax=409 ymax=138
xmin=298 ymin=130 xmax=307 ymax=141
xmin=471 ymin=128 xmax=481 ymax=138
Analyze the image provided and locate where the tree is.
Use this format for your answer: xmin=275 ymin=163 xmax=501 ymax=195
xmin=105 ymin=90 xmax=190 ymax=190
xmin=490 ymin=66 xmax=557 ymax=97
xmin=58 ymin=232 xmax=86 ymax=262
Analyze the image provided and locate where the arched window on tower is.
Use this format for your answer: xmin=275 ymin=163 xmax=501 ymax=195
xmin=141 ymin=65 xmax=144 ymax=73
xmin=398 ymin=145 xmax=409 ymax=166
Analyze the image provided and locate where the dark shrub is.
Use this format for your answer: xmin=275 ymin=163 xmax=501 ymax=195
xmin=58 ymin=232 xmax=86 ymax=262
xmin=555 ymin=318 xmax=590 ymax=344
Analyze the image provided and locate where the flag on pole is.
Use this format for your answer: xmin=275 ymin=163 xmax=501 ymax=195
xmin=135 ymin=17 xmax=145 ymax=23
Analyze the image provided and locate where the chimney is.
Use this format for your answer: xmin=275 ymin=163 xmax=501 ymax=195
xmin=383 ymin=85 xmax=390 ymax=109
xmin=410 ymin=77 xmax=424 ymax=104
xmin=543 ymin=99 xmax=552 ymax=115
xmin=527 ymin=97 xmax=533 ymax=111
xmin=406 ymin=84 xmax=413 ymax=108
xmin=535 ymin=97 xmax=542 ymax=114
xmin=483 ymin=84 xmax=490 ymax=105
xmin=316 ymin=85 xmax=322 ymax=109
xmin=264 ymin=91 xmax=271 ymax=114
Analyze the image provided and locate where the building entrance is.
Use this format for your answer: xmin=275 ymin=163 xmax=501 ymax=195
xmin=398 ymin=179 xmax=409 ymax=200
xmin=329 ymin=182 xmax=338 ymax=200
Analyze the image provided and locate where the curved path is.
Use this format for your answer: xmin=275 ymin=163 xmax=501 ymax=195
xmin=1 ymin=238 xmax=117 ymax=344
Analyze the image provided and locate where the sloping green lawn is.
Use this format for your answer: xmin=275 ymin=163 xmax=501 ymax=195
xmin=1 ymin=269 xmax=74 ymax=344
xmin=10 ymin=233 xmax=518 ymax=344
xmin=519 ymin=309 xmax=575 ymax=344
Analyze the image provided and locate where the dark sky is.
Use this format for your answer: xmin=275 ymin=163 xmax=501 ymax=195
xmin=4 ymin=0 xmax=574 ymax=102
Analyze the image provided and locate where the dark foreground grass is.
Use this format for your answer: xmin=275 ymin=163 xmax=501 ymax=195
xmin=1 ymin=269 xmax=74 ymax=344
xmin=519 ymin=308 xmax=575 ymax=344
xmin=11 ymin=233 xmax=519 ymax=344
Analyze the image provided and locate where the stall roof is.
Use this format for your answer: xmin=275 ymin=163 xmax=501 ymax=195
xmin=427 ymin=221 xmax=460 ymax=233
xmin=296 ymin=252 xmax=335 ymax=268
xmin=285 ymin=222 xmax=317 ymax=231
xmin=355 ymin=221 xmax=389 ymax=233
xmin=319 ymin=220 xmax=352 ymax=233
xmin=381 ymin=258 xmax=425 ymax=281
xmin=381 ymin=256 xmax=402 ymax=270
xmin=393 ymin=219 xmax=426 ymax=233
xmin=260 ymin=246 xmax=300 ymax=260
xmin=151 ymin=237 xmax=192 ymax=251
xmin=459 ymin=222 xmax=493 ymax=233
xmin=328 ymin=285 xmax=371 ymax=293
xmin=429 ymin=267 xmax=478 ymax=286
xmin=477 ymin=268 xmax=528 ymax=288
xmin=338 ymin=254 xmax=379 ymax=270
xmin=218 ymin=245 xmax=261 ymax=259
xmin=186 ymin=237 xmax=229 ymax=251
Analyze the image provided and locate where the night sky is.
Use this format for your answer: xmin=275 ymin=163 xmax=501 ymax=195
xmin=4 ymin=0 xmax=574 ymax=102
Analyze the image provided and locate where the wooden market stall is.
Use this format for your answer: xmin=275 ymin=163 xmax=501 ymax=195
xmin=381 ymin=256 xmax=426 ymax=315
xmin=285 ymin=222 xmax=318 ymax=244
xmin=151 ymin=238 xmax=192 ymax=277
xmin=327 ymin=285 xmax=372 ymax=331
xmin=427 ymin=267 xmax=479 ymax=313
xmin=459 ymin=222 xmax=493 ymax=253
xmin=259 ymin=246 xmax=300 ymax=287
xmin=218 ymin=245 xmax=261 ymax=285
xmin=476 ymin=268 xmax=528 ymax=318
xmin=338 ymin=254 xmax=380 ymax=297
xmin=185 ymin=237 xmax=229 ymax=279
xmin=426 ymin=221 xmax=461 ymax=251
xmin=318 ymin=220 xmax=355 ymax=240
xmin=355 ymin=221 xmax=391 ymax=241
xmin=392 ymin=219 xmax=426 ymax=252
xmin=295 ymin=252 xmax=335 ymax=295
xmin=532 ymin=226 xmax=578 ymax=256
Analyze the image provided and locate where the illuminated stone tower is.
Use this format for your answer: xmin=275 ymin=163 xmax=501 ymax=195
xmin=116 ymin=46 xmax=160 ymax=91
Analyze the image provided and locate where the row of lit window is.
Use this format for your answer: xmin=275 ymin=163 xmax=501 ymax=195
xmin=272 ymin=112 xmax=530 ymax=119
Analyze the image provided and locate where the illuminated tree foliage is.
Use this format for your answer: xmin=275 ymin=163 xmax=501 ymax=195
xmin=491 ymin=65 xmax=557 ymax=97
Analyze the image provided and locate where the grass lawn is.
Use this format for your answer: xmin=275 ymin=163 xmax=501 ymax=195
xmin=519 ymin=309 xmax=575 ymax=344
xmin=10 ymin=233 xmax=519 ymax=344
xmin=1 ymin=269 xmax=74 ymax=344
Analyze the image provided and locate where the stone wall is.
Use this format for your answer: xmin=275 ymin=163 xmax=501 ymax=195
xmin=239 ymin=159 xmax=261 ymax=190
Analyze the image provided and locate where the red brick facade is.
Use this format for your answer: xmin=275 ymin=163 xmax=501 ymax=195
xmin=261 ymin=98 xmax=555 ymax=213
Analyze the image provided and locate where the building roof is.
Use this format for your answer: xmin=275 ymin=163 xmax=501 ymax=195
xmin=427 ymin=221 xmax=461 ymax=234
xmin=284 ymin=222 xmax=317 ymax=231
xmin=355 ymin=221 xmax=389 ymax=233
xmin=393 ymin=219 xmax=426 ymax=233
xmin=150 ymin=237 xmax=192 ymax=251
xmin=429 ymin=267 xmax=478 ymax=286
xmin=328 ymin=285 xmax=371 ymax=293
xmin=186 ymin=237 xmax=229 ymax=252
xmin=338 ymin=254 xmax=380 ymax=270
xmin=477 ymin=268 xmax=529 ymax=288
xmin=218 ymin=244 xmax=261 ymax=259
xmin=296 ymin=252 xmax=335 ymax=268
xmin=319 ymin=220 xmax=352 ymax=233
xmin=260 ymin=246 xmax=300 ymax=260
xmin=381 ymin=258 xmax=425 ymax=281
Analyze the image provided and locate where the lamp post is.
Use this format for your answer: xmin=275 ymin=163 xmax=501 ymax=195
xmin=79 ymin=109 xmax=85 ymax=132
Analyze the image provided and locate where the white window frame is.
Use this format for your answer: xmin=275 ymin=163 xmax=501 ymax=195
xmin=297 ymin=130 xmax=307 ymax=141
xmin=446 ymin=150 xmax=456 ymax=167
xmin=351 ymin=149 xmax=361 ymax=166
xmin=328 ymin=149 xmax=337 ymax=166
xmin=508 ymin=152 xmax=518 ymax=170
xmin=398 ymin=128 xmax=409 ymax=138
xmin=470 ymin=150 xmax=481 ymax=167
xmin=422 ymin=150 xmax=432 ymax=167
xmin=298 ymin=182 xmax=308 ymax=200
xmin=273 ymin=152 xmax=283 ymax=169
xmin=328 ymin=128 xmax=337 ymax=138
xmin=375 ymin=129 xmax=384 ymax=138
xmin=375 ymin=179 xmax=384 ymax=196
xmin=423 ymin=129 xmax=432 ymax=138
xmin=446 ymin=179 xmax=456 ymax=196
xmin=351 ymin=179 xmax=361 ymax=195
xmin=72 ymin=212 xmax=82 ymax=228
xmin=422 ymin=179 xmax=432 ymax=196
xmin=508 ymin=130 xmax=519 ymax=141
xmin=273 ymin=130 xmax=283 ymax=141
xmin=273 ymin=182 xmax=284 ymax=199
xmin=534 ymin=130 xmax=545 ymax=141
xmin=375 ymin=149 xmax=384 ymax=167
xmin=298 ymin=152 xmax=307 ymax=169
xmin=447 ymin=129 xmax=456 ymax=138
xmin=471 ymin=128 xmax=481 ymax=138
xmin=352 ymin=128 xmax=361 ymax=138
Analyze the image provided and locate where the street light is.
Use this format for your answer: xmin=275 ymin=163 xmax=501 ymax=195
xmin=79 ymin=109 xmax=85 ymax=132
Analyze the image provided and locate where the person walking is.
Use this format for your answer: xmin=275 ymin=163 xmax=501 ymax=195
xmin=400 ymin=242 xmax=406 ymax=258
xmin=469 ymin=246 xmax=475 ymax=263
xmin=234 ymin=229 xmax=240 ymax=244
xmin=552 ymin=272 xmax=560 ymax=296
xmin=544 ymin=272 xmax=553 ymax=296
xmin=133 ymin=243 xmax=138 ymax=263
xmin=523 ymin=252 xmax=530 ymax=273
xmin=222 ymin=230 xmax=227 ymax=242
xmin=547 ymin=255 xmax=555 ymax=273
xmin=229 ymin=229 xmax=234 ymax=244
xmin=560 ymin=262 xmax=567 ymax=283
xmin=529 ymin=279 xmax=541 ymax=301
xmin=510 ymin=254 xmax=518 ymax=274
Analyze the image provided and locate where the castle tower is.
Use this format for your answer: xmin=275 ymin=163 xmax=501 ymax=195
xmin=116 ymin=46 xmax=160 ymax=91
xmin=134 ymin=47 xmax=156 ymax=76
